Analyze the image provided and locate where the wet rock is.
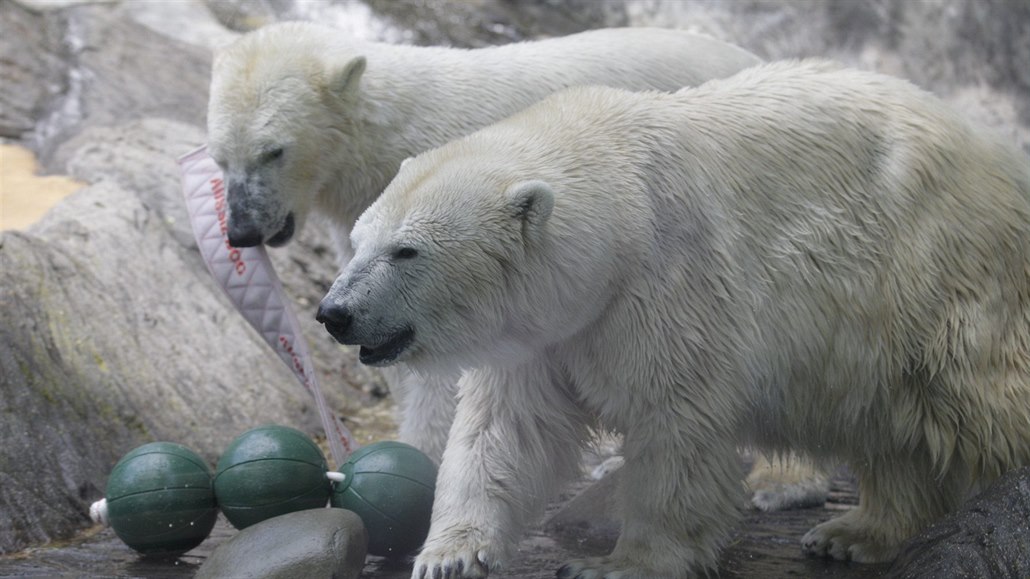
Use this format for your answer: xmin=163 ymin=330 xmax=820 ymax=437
xmin=194 ymin=509 xmax=367 ymax=579
xmin=14 ymin=1 xmax=212 ymax=162
xmin=125 ymin=0 xmax=237 ymax=51
xmin=621 ymin=0 xmax=1030 ymax=152
xmin=364 ymin=0 xmax=626 ymax=47
xmin=886 ymin=466 xmax=1030 ymax=579
xmin=204 ymin=0 xmax=284 ymax=32
xmin=51 ymin=119 xmax=210 ymax=249
xmin=0 ymin=0 xmax=69 ymax=138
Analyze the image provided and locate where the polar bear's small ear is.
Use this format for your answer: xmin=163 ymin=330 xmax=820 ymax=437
xmin=333 ymin=56 xmax=367 ymax=96
xmin=506 ymin=180 xmax=554 ymax=240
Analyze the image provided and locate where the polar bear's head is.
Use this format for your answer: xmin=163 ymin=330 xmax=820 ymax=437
xmin=316 ymin=150 xmax=564 ymax=371
xmin=207 ymin=23 xmax=366 ymax=247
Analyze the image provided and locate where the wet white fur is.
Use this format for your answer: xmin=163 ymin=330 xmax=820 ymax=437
xmin=329 ymin=60 xmax=1030 ymax=578
xmin=207 ymin=21 xmax=760 ymax=461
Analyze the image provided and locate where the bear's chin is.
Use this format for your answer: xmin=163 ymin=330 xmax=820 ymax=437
xmin=359 ymin=327 xmax=415 ymax=366
xmin=265 ymin=212 xmax=295 ymax=247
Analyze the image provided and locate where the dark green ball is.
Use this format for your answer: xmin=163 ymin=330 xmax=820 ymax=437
xmin=214 ymin=425 xmax=331 ymax=530
xmin=105 ymin=442 xmax=217 ymax=555
xmin=330 ymin=441 xmax=437 ymax=558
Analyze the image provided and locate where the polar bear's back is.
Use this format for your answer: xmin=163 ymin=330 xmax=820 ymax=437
xmin=215 ymin=22 xmax=762 ymax=111
xmin=495 ymin=59 xmax=1030 ymax=230
xmin=483 ymin=27 xmax=762 ymax=92
xmin=363 ymin=27 xmax=762 ymax=137
xmin=660 ymin=60 xmax=1030 ymax=281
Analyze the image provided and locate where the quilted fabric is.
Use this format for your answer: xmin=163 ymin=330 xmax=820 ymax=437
xmin=179 ymin=146 xmax=356 ymax=466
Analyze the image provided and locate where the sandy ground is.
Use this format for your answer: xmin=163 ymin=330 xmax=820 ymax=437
xmin=0 ymin=143 xmax=85 ymax=231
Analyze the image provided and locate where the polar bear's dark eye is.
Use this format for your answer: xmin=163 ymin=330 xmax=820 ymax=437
xmin=393 ymin=247 xmax=418 ymax=260
xmin=262 ymin=148 xmax=284 ymax=163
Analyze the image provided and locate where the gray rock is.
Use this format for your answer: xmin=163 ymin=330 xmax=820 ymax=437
xmin=619 ymin=0 xmax=1030 ymax=153
xmin=52 ymin=119 xmax=209 ymax=249
xmin=0 ymin=0 xmax=69 ymax=138
xmin=203 ymin=0 xmax=282 ymax=33
xmin=125 ymin=0 xmax=238 ymax=51
xmin=886 ymin=466 xmax=1030 ymax=579
xmin=195 ymin=509 xmax=367 ymax=579
xmin=11 ymin=1 xmax=213 ymax=162
xmin=364 ymin=0 xmax=626 ymax=47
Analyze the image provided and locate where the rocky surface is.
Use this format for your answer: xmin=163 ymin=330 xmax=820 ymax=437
xmin=0 ymin=470 xmax=887 ymax=579
xmin=1 ymin=0 xmax=1028 ymax=574
xmin=0 ymin=0 xmax=68 ymax=139
xmin=887 ymin=466 xmax=1030 ymax=579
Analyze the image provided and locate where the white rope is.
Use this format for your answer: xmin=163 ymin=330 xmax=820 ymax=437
xmin=89 ymin=498 xmax=109 ymax=526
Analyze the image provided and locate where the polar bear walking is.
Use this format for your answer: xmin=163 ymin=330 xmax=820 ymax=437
xmin=317 ymin=60 xmax=1030 ymax=578
xmin=207 ymin=22 xmax=760 ymax=461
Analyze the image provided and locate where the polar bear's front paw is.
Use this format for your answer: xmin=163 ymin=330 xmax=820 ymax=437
xmin=556 ymin=557 xmax=657 ymax=579
xmin=412 ymin=537 xmax=500 ymax=579
xmin=801 ymin=516 xmax=897 ymax=563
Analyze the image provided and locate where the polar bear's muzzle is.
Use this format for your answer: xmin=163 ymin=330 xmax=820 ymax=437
xmin=229 ymin=211 xmax=294 ymax=248
xmin=265 ymin=212 xmax=295 ymax=247
xmin=315 ymin=301 xmax=414 ymax=366
xmin=357 ymin=327 xmax=415 ymax=366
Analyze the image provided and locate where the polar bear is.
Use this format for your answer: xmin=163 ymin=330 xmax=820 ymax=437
xmin=207 ymin=21 xmax=760 ymax=462
xmin=317 ymin=60 xmax=1030 ymax=578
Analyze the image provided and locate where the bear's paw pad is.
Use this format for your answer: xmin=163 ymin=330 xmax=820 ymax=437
xmin=801 ymin=518 xmax=896 ymax=563
xmin=413 ymin=542 xmax=494 ymax=579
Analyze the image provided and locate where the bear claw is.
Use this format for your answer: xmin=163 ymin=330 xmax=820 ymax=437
xmin=413 ymin=547 xmax=491 ymax=579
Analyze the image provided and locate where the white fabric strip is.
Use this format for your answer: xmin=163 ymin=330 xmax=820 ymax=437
xmin=179 ymin=145 xmax=356 ymax=467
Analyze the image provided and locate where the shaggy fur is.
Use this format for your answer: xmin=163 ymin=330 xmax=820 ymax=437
xmin=320 ymin=60 xmax=1030 ymax=578
xmin=207 ymin=21 xmax=760 ymax=461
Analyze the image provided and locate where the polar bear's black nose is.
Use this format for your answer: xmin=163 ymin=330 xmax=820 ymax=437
xmin=316 ymin=301 xmax=353 ymax=342
xmin=227 ymin=215 xmax=263 ymax=248
xmin=226 ymin=181 xmax=264 ymax=247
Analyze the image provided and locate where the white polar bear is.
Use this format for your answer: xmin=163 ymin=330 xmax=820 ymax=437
xmin=317 ymin=60 xmax=1030 ymax=578
xmin=207 ymin=21 xmax=760 ymax=462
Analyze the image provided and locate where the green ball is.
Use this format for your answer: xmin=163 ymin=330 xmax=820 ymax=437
xmin=214 ymin=425 xmax=331 ymax=530
xmin=330 ymin=441 xmax=437 ymax=558
xmin=105 ymin=442 xmax=217 ymax=555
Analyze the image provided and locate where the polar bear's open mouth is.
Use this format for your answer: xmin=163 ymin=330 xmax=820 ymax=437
xmin=266 ymin=212 xmax=295 ymax=247
xmin=359 ymin=327 xmax=415 ymax=366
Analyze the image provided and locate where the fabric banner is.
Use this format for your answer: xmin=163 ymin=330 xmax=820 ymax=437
xmin=179 ymin=146 xmax=356 ymax=467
